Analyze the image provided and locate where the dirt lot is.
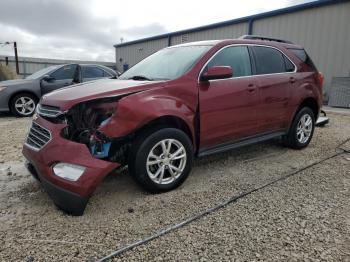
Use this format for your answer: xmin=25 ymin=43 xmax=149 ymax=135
xmin=0 ymin=112 xmax=349 ymax=261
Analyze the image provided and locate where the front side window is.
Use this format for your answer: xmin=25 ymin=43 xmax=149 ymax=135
xmin=119 ymin=45 xmax=211 ymax=81
xmin=253 ymin=46 xmax=289 ymax=75
xmin=51 ymin=65 xmax=77 ymax=80
xmin=207 ymin=46 xmax=252 ymax=77
xmin=82 ymin=66 xmax=104 ymax=78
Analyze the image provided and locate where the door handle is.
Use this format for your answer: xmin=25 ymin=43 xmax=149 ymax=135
xmin=247 ymin=84 xmax=257 ymax=93
xmin=289 ymin=77 xmax=296 ymax=83
xmin=64 ymin=83 xmax=70 ymax=86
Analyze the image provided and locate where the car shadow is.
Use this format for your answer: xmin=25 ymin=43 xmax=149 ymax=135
xmin=92 ymin=138 xmax=286 ymax=200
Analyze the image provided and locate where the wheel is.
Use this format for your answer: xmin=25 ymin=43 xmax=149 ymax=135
xmin=129 ymin=128 xmax=194 ymax=193
xmin=283 ymin=107 xmax=315 ymax=149
xmin=10 ymin=93 xmax=37 ymax=117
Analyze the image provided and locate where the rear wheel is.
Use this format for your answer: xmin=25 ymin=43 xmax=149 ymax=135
xmin=10 ymin=93 xmax=37 ymax=117
xmin=284 ymin=107 xmax=315 ymax=149
xmin=129 ymin=128 xmax=193 ymax=193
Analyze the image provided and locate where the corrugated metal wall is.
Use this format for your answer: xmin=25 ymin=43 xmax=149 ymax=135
xmin=115 ymin=1 xmax=350 ymax=96
xmin=115 ymin=23 xmax=248 ymax=72
xmin=170 ymin=23 xmax=248 ymax=45
xmin=115 ymin=38 xmax=168 ymax=72
xmin=252 ymin=1 xmax=350 ymax=93
xmin=0 ymin=56 xmax=115 ymax=78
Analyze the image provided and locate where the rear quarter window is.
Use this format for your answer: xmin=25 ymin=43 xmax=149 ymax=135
xmin=289 ymin=48 xmax=317 ymax=71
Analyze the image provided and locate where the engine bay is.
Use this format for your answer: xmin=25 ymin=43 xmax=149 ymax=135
xmin=57 ymin=98 xmax=131 ymax=164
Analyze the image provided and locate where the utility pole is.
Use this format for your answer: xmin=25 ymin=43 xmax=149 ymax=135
xmin=13 ymin=42 xmax=19 ymax=74
xmin=0 ymin=41 xmax=19 ymax=74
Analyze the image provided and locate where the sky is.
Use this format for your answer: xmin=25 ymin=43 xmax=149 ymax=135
xmin=0 ymin=0 xmax=312 ymax=62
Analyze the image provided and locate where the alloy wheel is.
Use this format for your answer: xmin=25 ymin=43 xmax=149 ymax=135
xmin=296 ymin=113 xmax=313 ymax=144
xmin=146 ymin=138 xmax=187 ymax=185
xmin=14 ymin=96 xmax=36 ymax=116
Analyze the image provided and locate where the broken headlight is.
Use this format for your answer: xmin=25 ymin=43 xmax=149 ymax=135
xmin=62 ymin=98 xmax=117 ymax=154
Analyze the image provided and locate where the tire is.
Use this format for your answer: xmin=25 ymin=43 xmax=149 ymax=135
xmin=283 ymin=107 xmax=315 ymax=149
xmin=10 ymin=93 xmax=37 ymax=117
xmin=129 ymin=127 xmax=194 ymax=193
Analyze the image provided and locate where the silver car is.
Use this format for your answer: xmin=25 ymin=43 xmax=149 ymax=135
xmin=0 ymin=64 xmax=118 ymax=117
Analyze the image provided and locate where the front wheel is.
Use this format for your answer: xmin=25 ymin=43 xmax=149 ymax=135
xmin=283 ymin=107 xmax=315 ymax=149
xmin=129 ymin=128 xmax=194 ymax=193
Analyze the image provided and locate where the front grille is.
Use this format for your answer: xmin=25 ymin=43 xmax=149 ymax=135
xmin=37 ymin=104 xmax=63 ymax=118
xmin=25 ymin=122 xmax=52 ymax=150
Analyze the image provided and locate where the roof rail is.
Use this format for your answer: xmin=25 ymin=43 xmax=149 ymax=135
xmin=239 ymin=35 xmax=294 ymax=44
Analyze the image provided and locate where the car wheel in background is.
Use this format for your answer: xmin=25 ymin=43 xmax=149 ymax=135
xmin=283 ymin=107 xmax=315 ymax=149
xmin=129 ymin=128 xmax=194 ymax=193
xmin=10 ymin=93 xmax=37 ymax=117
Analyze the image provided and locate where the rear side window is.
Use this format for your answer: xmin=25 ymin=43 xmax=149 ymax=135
xmin=289 ymin=48 xmax=317 ymax=70
xmin=252 ymin=46 xmax=289 ymax=75
xmin=284 ymin=56 xmax=295 ymax=72
xmin=82 ymin=66 xmax=105 ymax=78
xmin=207 ymin=46 xmax=252 ymax=77
xmin=103 ymin=70 xmax=113 ymax=77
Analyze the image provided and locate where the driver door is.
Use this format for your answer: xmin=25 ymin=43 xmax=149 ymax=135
xmin=199 ymin=45 xmax=259 ymax=150
xmin=41 ymin=64 xmax=78 ymax=95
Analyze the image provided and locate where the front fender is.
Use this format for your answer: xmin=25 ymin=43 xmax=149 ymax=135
xmin=99 ymin=92 xmax=196 ymax=140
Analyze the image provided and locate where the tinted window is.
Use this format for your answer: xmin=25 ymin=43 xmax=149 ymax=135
xmin=253 ymin=46 xmax=287 ymax=75
xmin=82 ymin=66 xmax=105 ymax=78
xmin=284 ymin=56 xmax=295 ymax=72
xmin=207 ymin=46 xmax=252 ymax=77
xmin=103 ymin=70 xmax=112 ymax=77
xmin=51 ymin=65 xmax=77 ymax=80
xmin=289 ymin=48 xmax=317 ymax=70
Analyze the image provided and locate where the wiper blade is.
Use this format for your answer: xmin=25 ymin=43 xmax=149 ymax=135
xmin=128 ymin=75 xmax=153 ymax=81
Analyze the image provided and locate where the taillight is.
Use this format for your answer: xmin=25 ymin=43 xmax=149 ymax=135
xmin=317 ymin=72 xmax=324 ymax=88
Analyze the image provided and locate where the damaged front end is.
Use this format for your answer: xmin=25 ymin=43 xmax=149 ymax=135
xmin=63 ymin=98 xmax=132 ymax=164
xmin=40 ymin=97 xmax=131 ymax=165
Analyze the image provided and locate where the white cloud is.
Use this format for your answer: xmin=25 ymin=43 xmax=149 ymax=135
xmin=0 ymin=0 xmax=311 ymax=62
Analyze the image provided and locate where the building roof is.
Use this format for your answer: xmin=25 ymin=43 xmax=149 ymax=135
xmin=114 ymin=0 xmax=345 ymax=48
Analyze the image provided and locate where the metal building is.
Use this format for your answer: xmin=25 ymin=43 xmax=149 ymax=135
xmin=114 ymin=0 xmax=350 ymax=97
xmin=0 ymin=55 xmax=116 ymax=78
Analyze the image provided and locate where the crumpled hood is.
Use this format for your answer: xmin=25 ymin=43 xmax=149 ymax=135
xmin=41 ymin=78 xmax=165 ymax=110
xmin=0 ymin=78 xmax=35 ymax=86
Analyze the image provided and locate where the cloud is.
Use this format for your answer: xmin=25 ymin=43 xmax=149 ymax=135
xmin=0 ymin=0 xmax=167 ymax=61
xmin=0 ymin=0 xmax=311 ymax=62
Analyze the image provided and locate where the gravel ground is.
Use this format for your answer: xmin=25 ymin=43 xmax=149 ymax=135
xmin=0 ymin=111 xmax=349 ymax=261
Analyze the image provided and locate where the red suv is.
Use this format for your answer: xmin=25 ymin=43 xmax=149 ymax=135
xmin=23 ymin=36 xmax=323 ymax=215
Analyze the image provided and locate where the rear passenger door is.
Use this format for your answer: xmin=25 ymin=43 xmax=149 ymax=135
xmin=199 ymin=45 xmax=260 ymax=150
xmin=250 ymin=46 xmax=296 ymax=133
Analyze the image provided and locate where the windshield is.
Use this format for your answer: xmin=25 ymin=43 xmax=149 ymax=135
xmin=26 ymin=65 xmax=59 ymax=80
xmin=119 ymin=45 xmax=211 ymax=81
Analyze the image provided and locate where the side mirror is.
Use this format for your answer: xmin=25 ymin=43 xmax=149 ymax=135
xmin=42 ymin=75 xmax=55 ymax=82
xmin=201 ymin=66 xmax=233 ymax=81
